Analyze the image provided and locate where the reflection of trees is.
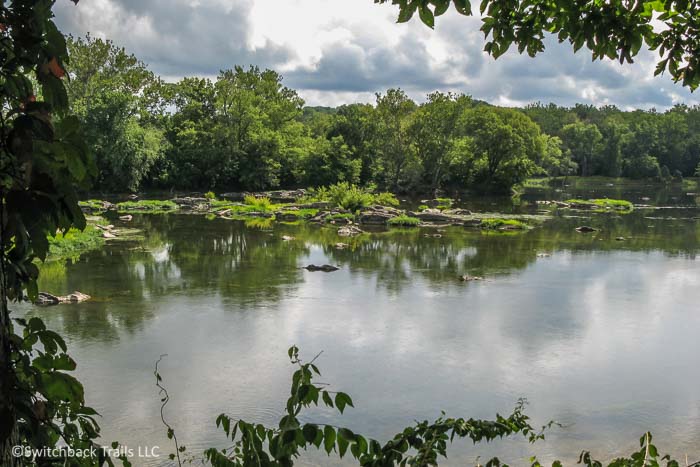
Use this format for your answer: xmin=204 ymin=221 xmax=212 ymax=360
xmin=30 ymin=207 xmax=699 ymax=341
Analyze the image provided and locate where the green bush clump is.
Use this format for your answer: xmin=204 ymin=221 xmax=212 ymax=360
xmin=480 ymin=218 xmax=529 ymax=230
xmin=303 ymin=182 xmax=400 ymax=211
xmin=373 ymin=192 xmax=400 ymax=207
xmin=565 ymin=198 xmax=633 ymax=211
xmin=204 ymin=191 xmax=216 ymax=200
xmin=418 ymin=204 xmax=429 ymax=211
xmin=436 ymin=197 xmax=453 ymax=209
xmin=47 ymin=225 xmax=105 ymax=261
xmin=244 ymin=195 xmax=274 ymax=212
xmin=387 ymin=215 xmax=421 ymax=226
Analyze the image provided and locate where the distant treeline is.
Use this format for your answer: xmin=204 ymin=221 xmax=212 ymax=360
xmin=66 ymin=35 xmax=700 ymax=194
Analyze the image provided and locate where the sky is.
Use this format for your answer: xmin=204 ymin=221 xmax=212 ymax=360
xmin=53 ymin=0 xmax=700 ymax=110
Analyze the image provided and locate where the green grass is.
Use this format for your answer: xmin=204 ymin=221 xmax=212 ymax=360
xmin=435 ymin=197 xmax=453 ymax=209
xmin=325 ymin=213 xmax=355 ymax=222
xmin=79 ymin=199 xmax=108 ymax=211
xmin=243 ymin=195 xmax=275 ymax=212
xmin=46 ymin=225 xmax=105 ymax=261
xmin=480 ymin=218 xmax=529 ymax=231
xmin=116 ymin=200 xmax=178 ymax=212
xmin=565 ymin=198 xmax=633 ymax=211
xmin=387 ymin=214 xmax=421 ymax=226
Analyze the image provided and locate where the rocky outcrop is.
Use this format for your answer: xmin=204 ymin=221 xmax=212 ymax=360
xmin=265 ymin=189 xmax=306 ymax=202
xmin=410 ymin=210 xmax=461 ymax=224
xmin=359 ymin=210 xmax=393 ymax=225
xmin=276 ymin=211 xmax=300 ymax=221
xmin=303 ymin=264 xmax=339 ymax=272
xmin=172 ymin=197 xmax=210 ymax=211
xmin=36 ymin=291 xmax=91 ymax=306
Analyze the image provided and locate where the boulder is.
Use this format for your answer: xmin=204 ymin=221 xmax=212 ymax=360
xmin=303 ymin=264 xmax=339 ymax=272
xmin=411 ymin=211 xmax=461 ymax=224
xmin=443 ymin=208 xmax=472 ymax=216
xmin=220 ymin=192 xmax=247 ymax=201
xmin=575 ymin=226 xmax=598 ymax=232
xmin=282 ymin=235 xmax=295 ymax=241
xmin=264 ymin=189 xmax=306 ymax=202
xmin=359 ymin=210 xmax=393 ymax=224
xmin=276 ymin=211 xmax=300 ymax=221
xmin=102 ymin=231 xmax=117 ymax=239
xmin=119 ymin=215 xmax=133 ymax=221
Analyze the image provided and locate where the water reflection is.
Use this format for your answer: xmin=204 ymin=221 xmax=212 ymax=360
xmin=23 ymin=189 xmax=700 ymax=466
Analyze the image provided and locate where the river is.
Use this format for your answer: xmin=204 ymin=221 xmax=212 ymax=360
xmin=20 ymin=182 xmax=700 ymax=465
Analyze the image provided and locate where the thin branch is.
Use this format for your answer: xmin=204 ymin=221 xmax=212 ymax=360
xmin=154 ymin=354 xmax=182 ymax=467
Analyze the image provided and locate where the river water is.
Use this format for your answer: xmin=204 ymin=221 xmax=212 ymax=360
xmin=20 ymin=182 xmax=700 ymax=465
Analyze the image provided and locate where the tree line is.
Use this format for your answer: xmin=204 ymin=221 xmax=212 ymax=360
xmin=66 ymin=35 xmax=700 ymax=195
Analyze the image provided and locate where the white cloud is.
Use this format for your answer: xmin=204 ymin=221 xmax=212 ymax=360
xmin=53 ymin=0 xmax=700 ymax=109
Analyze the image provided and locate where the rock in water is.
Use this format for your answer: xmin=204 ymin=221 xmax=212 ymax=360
xmin=576 ymin=226 xmax=598 ymax=232
xmin=459 ymin=275 xmax=483 ymax=281
xmin=303 ymin=264 xmax=340 ymax=272
xmin=119 ymin=214 xmax=133 ymax=221
xmin=36 ymin=291 xmax=91 ymax=306
xmin=36 ymin=292 xmax=60 ymax=306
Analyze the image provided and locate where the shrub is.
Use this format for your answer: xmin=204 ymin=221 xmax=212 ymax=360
xmin=244 ymin=195 xmax=273 ymax=212
xmin=387 ymin=215 xmax=421 ymax=226
xmin=204 ymin=191 xmax=216 ymax=200
xmin=418 ymin=204 xmax=429 ymax=211
xmin=480 ymin=218 xmax=529 ymax=230
xmin=373 ymin=192 xmax=400 ymax=207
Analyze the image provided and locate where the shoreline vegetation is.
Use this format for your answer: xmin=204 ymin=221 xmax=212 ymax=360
xmin=79 ymin=182 xmax=553 ymax=235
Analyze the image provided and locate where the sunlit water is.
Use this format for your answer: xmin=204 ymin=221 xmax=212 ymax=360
xmin=18 ymin=183 xmax=700 ymax=466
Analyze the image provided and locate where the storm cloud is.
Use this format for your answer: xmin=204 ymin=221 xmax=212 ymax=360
xmin=53 ymin=0 xmax=699 ymax=109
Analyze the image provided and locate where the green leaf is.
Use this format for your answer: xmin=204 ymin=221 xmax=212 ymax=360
xmin=40 ymin=372 xmax=84 ymax=403
xmin=302 ymin=424 xmax=318 ymax=443
xmin=335 ymin=392 xmax=354 ymax=414
xmin=323 ymin=425 xmax=336 ymax=454
xmin=337 ymin=434 xmax=350 ymax=458
xmin=322 ymin=391 xmax=334 ymax=408
xmin=418 ymin=5 xmax=435 ymax=28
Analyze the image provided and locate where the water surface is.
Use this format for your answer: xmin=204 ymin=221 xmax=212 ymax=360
xmin=21 ymin=184 xmax=700 ymax=465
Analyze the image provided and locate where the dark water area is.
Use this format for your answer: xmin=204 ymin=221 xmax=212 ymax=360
xmin=18 ymin=183 xmax=700 ymax=466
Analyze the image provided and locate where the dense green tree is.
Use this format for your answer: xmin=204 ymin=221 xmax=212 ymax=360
xmin=66 ymin=35 xmax=166 ymax=192
xmin=373 ymin=89 xmax=418 ymax=191
xmin=560 ymin=122 xmax=603 ymax=176
xmin=302 ymin=136 xmax=361 ymax=187
xmin=327 ymin=104 xmax=379 ymax=185
xmin=456 ymin=106 xmax=542 ymax=191
xmin=410 ymin=92 xmax=474 ymax=191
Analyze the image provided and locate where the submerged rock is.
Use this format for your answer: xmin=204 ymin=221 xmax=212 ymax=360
xmin=337 ymin=225 xmax=363 ymax=237
xmin=303 ymin=264 xmax=339 ymax=272
xmin=575 ymin=226 xmax=598 ymax=232
xmin=459 ymin=275 xmax=483 ymax=282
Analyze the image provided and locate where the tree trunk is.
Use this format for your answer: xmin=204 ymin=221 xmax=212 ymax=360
xmin=1 ymin=205 xmax=20 ymax=466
